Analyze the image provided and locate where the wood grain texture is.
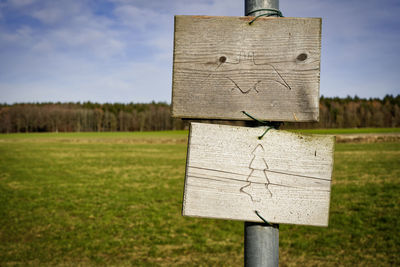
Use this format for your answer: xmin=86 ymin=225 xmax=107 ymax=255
xmin=183 ymin=123 xmax=334 ymax=226
xmin=172 ymin=15 xmax=321 ymax=122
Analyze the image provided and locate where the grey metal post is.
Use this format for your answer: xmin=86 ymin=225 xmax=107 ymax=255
xmin=245 ymin=0 xmax=279 ymax=16
xmin=244 ymin=1 xmax=280 ymax=266
xmin=245 ymin=222 xmax=279 ymax=266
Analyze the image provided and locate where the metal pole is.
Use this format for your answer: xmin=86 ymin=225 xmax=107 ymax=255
xmin=245 ymin=222 xmax=279 ymax=266
xmin=245 ymin=0 xmax=279 ymax=17
xmin=244 ymin=1 xmax=280 ymax=266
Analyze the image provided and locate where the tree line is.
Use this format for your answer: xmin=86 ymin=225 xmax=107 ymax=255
xmin=286 ymin=95 xmax=400 ymax=129
xmin=0 ymin=95 xmax=399 ymax=133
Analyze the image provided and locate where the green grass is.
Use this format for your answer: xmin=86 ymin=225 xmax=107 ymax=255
xmin=0 ymin=130 xmax=399 ymax=266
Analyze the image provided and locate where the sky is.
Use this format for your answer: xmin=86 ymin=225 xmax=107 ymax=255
xmin=0 ymin=0 xmax=399 ymax=104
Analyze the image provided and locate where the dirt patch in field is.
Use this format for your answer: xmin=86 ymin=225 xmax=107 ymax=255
xmin=335 ymin=133 xmax=400 ymax=143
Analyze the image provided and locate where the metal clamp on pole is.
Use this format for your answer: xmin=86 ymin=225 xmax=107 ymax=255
xmin=245 ymin=0 xmax=281 ymax=17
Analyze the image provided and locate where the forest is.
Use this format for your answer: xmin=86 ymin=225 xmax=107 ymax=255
xmin=0 ymin=95 xmax=399 ymax=133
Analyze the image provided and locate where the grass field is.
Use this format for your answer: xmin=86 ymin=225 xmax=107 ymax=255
xmin=0 ymin=129 xmax=399 ymax=266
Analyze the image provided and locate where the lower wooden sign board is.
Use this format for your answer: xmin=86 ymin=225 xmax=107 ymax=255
xmin=183 ymin=123 xmax=334 ymax=226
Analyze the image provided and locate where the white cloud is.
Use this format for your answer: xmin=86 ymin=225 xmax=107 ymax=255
xmin=8 ymin=0 xmax=36 ymax=8
xmin=0 ymin=25 xmax=35 ymax=47
xmin=31 ymin=6 xmax=64 ymax=24
xmin=171 ymin=0 xmax=242 ymax=16
xmin=2 ymin=0 xmax=126 ymax=58
xmin=113 ymin=3 xmax=171 ymax=30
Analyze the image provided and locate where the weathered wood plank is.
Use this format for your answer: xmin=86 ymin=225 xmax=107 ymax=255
xmin=183 ymin=123 xmax=334 ymax=226
xmin=172 ymin=15 xmax=321 ymax=122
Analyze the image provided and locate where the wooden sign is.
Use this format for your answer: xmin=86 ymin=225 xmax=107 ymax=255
xmin=172 ymin=16 xmax=321 ymax=122
xmin=183 ymin=123 xmax=334 ymax=226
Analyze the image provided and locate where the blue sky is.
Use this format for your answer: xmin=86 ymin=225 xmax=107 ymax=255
xmin=0 ymin=0 xmax=399 ymax=104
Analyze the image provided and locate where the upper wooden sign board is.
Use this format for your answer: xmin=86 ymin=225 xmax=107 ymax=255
xmin=183 ymin=123 xmax=334 ymax=226
xmin=172 ymin=16 xmax=322 ymax=122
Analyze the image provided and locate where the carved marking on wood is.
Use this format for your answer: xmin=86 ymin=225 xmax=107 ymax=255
xmin=240 ymin=144 xmax=272 ymax=202
xmin=202 ymin=52 xmax=291 ymax=95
